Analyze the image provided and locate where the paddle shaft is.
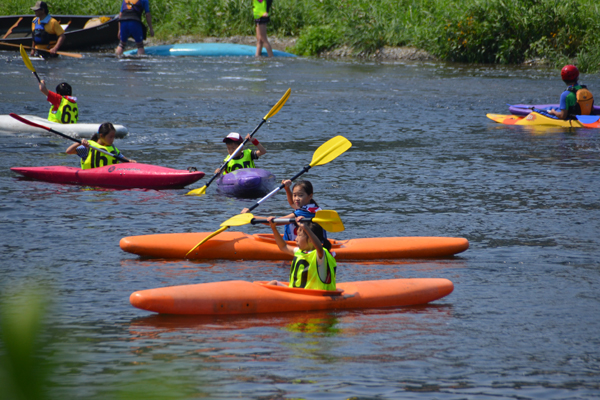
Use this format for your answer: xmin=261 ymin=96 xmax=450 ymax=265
xmin=0 ymin=41 xmax=82 ymax=58
xmin=246 ymin=164 xmax=311 ymax=213
xmin=204 ymin=118 xmax=267 ymax=189
xmin=8 ymin=113 xmax=130 ymax=162
xmin=252 ymin=216 xmax=312 ymax=225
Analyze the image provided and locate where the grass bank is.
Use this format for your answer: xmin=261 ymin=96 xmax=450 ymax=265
xmin=3 ymin=0 xmax=599 ymax=72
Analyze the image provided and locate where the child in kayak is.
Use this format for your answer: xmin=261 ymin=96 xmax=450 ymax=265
xmin=66 ymin=122 xmax=136 ymax=169
xmin=267 ymin=217 xmax=336 ymax=290
xmin=38 ymin=80 xmax=78 ymax=124
xmin=548 ymin=65 xmax=594 ymax=120
xmin=280 ymin=180 xmax=327 ymax=242
xmin=241 ymin=180 xmax=327 ymax=242
xmin=215 ymin=132 xmax=267 ymax=174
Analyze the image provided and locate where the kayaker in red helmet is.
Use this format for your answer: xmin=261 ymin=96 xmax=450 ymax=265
xmin=548 ymin=65 xmax=594 ymax=120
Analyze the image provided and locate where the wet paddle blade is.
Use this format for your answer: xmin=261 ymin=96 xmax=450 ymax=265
xmin=186 ymin=185 xmax=207 ymax=196
xmin=220 ymin=213 xmax=254 ymax=227
xmin=20 ymin=44 xmax=36 ymax=73
xmin=264 ymin=88 xmax=291 ymax=120
xmin=309 ymin=136 xmax=352 ymax=167
xmin=312 ymin=210 xmax=345 ymax=232
xmin=185 ymin=226 xmax=229 ymax=257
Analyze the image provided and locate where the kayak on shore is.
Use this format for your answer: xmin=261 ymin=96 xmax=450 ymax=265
xmin=509 ymin=104 xmax=600 ymax=116
xmin=129 ymin=278 xmax=454 ymax=315
xmin=487 ymin=111 xmax=600 ymax=128
xmin=120 ymin=231 xmax=469 ymax=260
xmin=216 ymin=168 xmax=276 ymax=198
xmin=11 ymin=163 xmax=205 ymax=190
xmin=0 ymin=115 xmax=128 ymax=138
xmin=123 ymin=43 xmax=296 ymax=57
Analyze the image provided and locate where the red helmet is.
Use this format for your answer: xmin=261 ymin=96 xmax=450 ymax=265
xmin=561 ymin=65 xmax=579 ymax=82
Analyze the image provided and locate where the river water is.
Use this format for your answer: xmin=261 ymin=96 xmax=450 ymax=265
xmin=1 ymin=51 xmax=599 ymax=399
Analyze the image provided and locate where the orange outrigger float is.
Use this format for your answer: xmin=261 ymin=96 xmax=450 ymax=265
xmin=120 ymin=231 xmax=469 ymax=260
xmin=130 ymin=278 xmax=454 ymax=315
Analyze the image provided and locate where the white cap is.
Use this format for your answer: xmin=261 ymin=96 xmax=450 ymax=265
xmin=223 ymin=132 xmax=243 ymax=142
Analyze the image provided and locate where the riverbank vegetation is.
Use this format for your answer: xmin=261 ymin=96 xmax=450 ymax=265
xmin=3 ymin=0 xmax=599 ymax=71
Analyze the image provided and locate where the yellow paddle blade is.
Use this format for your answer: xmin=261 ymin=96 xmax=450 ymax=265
xmin=312 ymin=210 xmax=345 ymax=233
xmin=185 ymin=226 xmax=229 ymax=257
xmin=264 ymin=88 xmax=291 ymax=120
xmin=186 ymin=185 xmax=207 ymax=196
xmin=20 ymin=44 xmax=36 ymax=73
xmin=220 ymin=213 xmax=255 ymax=227
xmin=309 ymin=136 xmax=352 ymax=167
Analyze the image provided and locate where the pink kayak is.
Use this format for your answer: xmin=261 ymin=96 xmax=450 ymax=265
xmin=11 ymin=163 xmax=205 ymax=189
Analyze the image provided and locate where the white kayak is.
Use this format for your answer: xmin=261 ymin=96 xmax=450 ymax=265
xmin=0 ymin=115 xmax=128 ymax=138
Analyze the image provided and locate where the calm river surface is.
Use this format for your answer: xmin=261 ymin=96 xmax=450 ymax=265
xmin=1 ymin=50 xmax=599 ymax=399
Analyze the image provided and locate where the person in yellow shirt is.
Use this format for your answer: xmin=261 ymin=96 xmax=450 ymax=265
xmin=252 ymin=0 xmax=273 ymax=57
xmin=66 ymin=123 xmax=136 ymax=169
xmin=30 ymin=1 xmax=65 ymax=57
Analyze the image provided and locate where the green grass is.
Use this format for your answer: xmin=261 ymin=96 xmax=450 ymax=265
xmin=2 ymin=0 xmax=599 ymax=72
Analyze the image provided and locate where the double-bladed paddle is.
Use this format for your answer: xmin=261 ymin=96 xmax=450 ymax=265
xmin=185 ymin=135 xmax=352 ymax=257
xmin=9 ymin=113 xmax=131 ymax=162
xmin=186 ymin=88 xmax=291 ymax=196
xmin=19 ymin=44 xmax=41 ymax=83
xmin=1 ymin=41 xmax=82 ymax=58
xmin=220 ymin=210 xmax=345 ymax=233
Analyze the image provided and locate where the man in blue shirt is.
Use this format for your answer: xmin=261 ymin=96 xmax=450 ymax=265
xmin=115 ymin=0 xmax=154 ymax=56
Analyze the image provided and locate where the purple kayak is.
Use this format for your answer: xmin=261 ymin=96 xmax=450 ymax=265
xmin=216 ymin=168 xmax=276 ymax=198
xmin=509 ymin=104 xmax=600 ymax=116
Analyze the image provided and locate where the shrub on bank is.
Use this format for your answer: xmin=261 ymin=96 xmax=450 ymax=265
xmin=2 ymin=0 xmax=599 ymax=72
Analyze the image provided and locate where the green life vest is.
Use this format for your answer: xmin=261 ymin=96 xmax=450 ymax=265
xmin=224 ymin=149 xmax=255 ymax=174
xmin=48 ymin=96 xmax=78 ymax=124
xmin=253 ymin=0 xmax=268 ymax=19
xmin=81 ymin=141 xmax=121 ymax=170
xmin=289 ymin=248 xmax=337 ymax=291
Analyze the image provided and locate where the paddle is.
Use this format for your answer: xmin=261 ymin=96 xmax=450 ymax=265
xmin=9 ymin=113 xmax=131 ymax=162
xmin=186 ymin=88 xmax=292 ymax=196
xmin=185 ymin=135 xmax=352 ymax=257
xmin=0 ymin=41 xmax=83 ymax=58
xmin=19 ymin=44 xmax=41 ymax=83
xmin=220 ymin=210 xmax=345 ymax=233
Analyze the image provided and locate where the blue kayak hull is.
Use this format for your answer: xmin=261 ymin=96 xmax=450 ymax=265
xmin=216 ymin=168 xmax=276 ymax=198
xmin=124 ymin=43 xmax=296 ymax=57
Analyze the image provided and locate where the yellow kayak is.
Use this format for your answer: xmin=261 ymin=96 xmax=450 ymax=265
xmin=487 ymin=112 xmax=600 ymax=128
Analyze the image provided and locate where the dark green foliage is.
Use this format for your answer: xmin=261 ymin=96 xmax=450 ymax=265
xmin=2 ymin=0 xmax=599 ymax=71
xmin=294 ymin=25 xmax=343 ymax=56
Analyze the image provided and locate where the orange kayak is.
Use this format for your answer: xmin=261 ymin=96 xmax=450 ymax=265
xmin=130 ymin=278 xmax=454 ymax=315
xmin=120 ymin=232 xmax=469 ymax=260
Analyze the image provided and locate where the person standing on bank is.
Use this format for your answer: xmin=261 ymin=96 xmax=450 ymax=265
xmin=115 ymin=0 xmax=154 ymax=56
xmin=30 ymin=1 xmax=65 ymax=57
xmin=253 ymin=0 xmax=274 ymax=57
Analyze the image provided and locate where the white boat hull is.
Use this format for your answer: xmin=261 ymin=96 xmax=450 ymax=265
xmin=0 ymin=115 xmax=128 ymax=138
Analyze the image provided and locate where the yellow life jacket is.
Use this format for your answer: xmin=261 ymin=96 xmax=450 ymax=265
xmin=223 ymin=149 xmax=255 ymax=174
xmin=81 ymin=141 xmax=121 ymax=170
xmin=289 ymin=248 xmax=337 ymax=291
xmin=253 ymin=0 xmax=269 ymax=19
xmin=48 ymin=96 xmax=78 ymax=124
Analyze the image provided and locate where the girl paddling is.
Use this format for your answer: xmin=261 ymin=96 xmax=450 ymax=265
xmin=280 ymin=180 xmax=326 ymax=241
xmin=66 ymin=122 xmax=136 ymax=169
xmin=242 ymin=179 xmax=327 ymax=241
xmin=267 ymin=217 xmax=336 ymax=290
